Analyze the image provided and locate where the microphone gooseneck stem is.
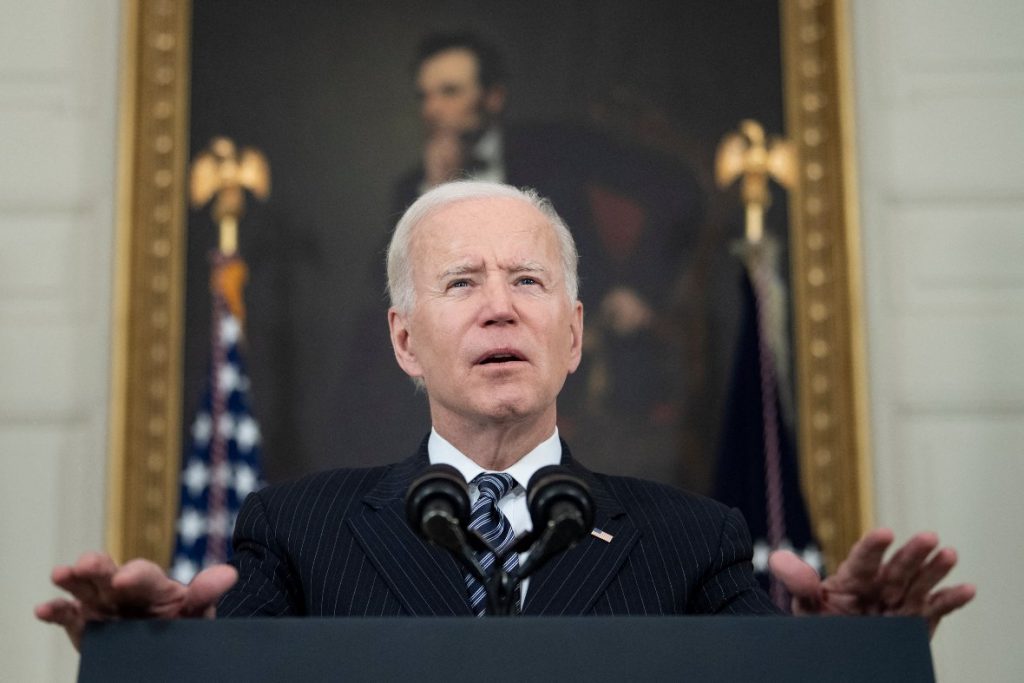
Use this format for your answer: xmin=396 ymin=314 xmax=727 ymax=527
xmin=485 ymin=551 xmax=518 ymax=616
xmin=444 ymin=526 xmax=515 ymax=616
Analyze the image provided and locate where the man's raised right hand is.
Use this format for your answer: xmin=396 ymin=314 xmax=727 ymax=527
xmin=34 ymin=552 xmax=238 ymax=651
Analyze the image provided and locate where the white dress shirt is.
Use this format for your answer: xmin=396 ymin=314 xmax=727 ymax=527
xmin=427 ymin=427 xmax=562 ymax=603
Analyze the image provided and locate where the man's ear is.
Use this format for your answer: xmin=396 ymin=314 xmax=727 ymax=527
xmin=388 ymin=308 xmax=423 ymax=379
xmin=567 ymin=300 xmax=584 ymax=374
xmin=483 ymin=85 xmax=506 ymax=116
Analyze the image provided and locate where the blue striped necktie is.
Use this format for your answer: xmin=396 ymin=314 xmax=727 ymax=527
xmin=465 ymin=472 xmax=520 ymax=616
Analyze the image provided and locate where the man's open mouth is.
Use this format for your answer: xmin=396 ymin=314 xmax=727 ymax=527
xmin=476 ymin=350 xmax=526 ymax=365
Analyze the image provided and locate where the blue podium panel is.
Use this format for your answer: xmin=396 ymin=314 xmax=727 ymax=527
xmin=79 ymin=616 xmax=934 ymax=682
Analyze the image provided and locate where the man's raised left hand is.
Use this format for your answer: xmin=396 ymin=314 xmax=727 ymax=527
xmin=768 ymin=528 xmax=976 ymax=637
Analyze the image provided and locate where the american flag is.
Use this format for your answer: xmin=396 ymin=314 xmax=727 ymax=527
xmin=171 ymin=252 xmax=264 ymax=584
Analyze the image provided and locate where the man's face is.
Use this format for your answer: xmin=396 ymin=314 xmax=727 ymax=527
xmin=389 ymin=197 xmax=583 ymax=429
xmin=416 ymin=48 xmax=504 ymax=135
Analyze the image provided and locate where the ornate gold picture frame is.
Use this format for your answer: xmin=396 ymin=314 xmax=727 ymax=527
xmin=108 ymin=0 xmax=870 ymax=572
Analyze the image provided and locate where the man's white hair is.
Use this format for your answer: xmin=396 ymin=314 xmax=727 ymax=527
xmin=386 ymin=180 xmax=580 ymax=315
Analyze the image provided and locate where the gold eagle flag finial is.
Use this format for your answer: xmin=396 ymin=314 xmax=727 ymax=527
xmin=189 ymin=136 xmax=271 ymax=256
xmin=715 ymin=119 xmax=797 ymax=243
xmin=188 ymin=137 xmax=270 ymax=323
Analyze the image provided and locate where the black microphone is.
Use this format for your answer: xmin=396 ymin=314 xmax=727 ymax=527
xmin=405 ymin=464 xmax=471 ymax=554
xmin=518 ymin=465 xmax=595 ymax=579
xmin=405 ymin=465 xmax=511 ymax=615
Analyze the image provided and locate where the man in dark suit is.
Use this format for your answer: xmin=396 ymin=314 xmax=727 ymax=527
xmin=37 ymin=181 xmax=974 ymax=646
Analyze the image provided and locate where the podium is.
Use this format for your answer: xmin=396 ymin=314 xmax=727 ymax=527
xmin=79 ymin=616 xmax=934 ymax=682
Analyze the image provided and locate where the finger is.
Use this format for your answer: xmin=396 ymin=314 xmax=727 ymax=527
xmin=49 ymin=564 xmax=75 ymax=592
xmin=831 ymin=528 xmax=895 ymax=593
xmin=769 ymin=550 xmax=823 ymax=613
xmin=924 ymin=584 xmax=977 ymax=637
xmin=52 ymin=552 xmax=119 ymax=614
xmin=181 ymin=564 xmax=239 ymax=617
xmin=72 ymin=551 xmax=119 ymax=578
xmin=897 ymin=546 xmax=957 ymax=613
xmin=35 ymin=597 xmax=82 ymax=626
xmin=35 ymin=598 xmax=86 ymax=651
xmin=110 ymin=559 xmax=188 ymax=615
xmin=877 ymin=532 xmax=939 ymax=608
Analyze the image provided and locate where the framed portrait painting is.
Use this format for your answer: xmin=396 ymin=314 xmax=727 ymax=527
xmin=110 ymin=0 xmax=869 ymax=572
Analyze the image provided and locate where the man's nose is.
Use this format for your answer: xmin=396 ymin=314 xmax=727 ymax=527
xmin=480 ymin=280 xmax=516 ymax=325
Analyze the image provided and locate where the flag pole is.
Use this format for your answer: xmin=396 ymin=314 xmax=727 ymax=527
xmin=715 ymin=120 xmax=813 ymax=610
xmin=170 ymin=137 xmax=270 ymax=581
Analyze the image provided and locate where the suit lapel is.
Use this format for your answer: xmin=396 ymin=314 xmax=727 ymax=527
xmin=347 ymin=441 xmax=473 ymax=616
xmin=521 ymin=444 xmax=641 ymax=616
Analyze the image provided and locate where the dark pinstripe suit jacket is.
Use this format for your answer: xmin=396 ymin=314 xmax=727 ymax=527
xmin=218 ymin=440 xmax=779 ymax=618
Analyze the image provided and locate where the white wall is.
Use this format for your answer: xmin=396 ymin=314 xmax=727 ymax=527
xmin=0 ymin=0 xmax=119 ymax=679
xmin=852 ymin=0 xmax=1024 ymax=680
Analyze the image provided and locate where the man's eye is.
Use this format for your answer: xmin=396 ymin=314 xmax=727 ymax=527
xmin=448 ymin=279 xmax=470 ymax=289
xmin=517 ymin=277 xmax=539 ymax=286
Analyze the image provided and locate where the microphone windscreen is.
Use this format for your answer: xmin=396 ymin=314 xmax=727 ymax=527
xmin=405 ymin=464 xmax=470 ymax=538
xmin=526 ymin=465 xmax=595 ymax=534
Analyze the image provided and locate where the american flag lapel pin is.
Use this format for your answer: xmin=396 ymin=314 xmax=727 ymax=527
xmin=591 ymin=528 xmax=614 ymax=543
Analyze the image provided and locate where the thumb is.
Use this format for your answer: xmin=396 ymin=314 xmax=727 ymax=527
xmin=769 ymin=549 xmax=823 ymax=613
xmin=182 ymin=564 xmax=238 ymax=617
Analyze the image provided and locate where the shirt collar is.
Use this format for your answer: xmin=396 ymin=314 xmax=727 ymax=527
xmin=427 ymin=426 xmax=561 ymax=490
xmin=471 ymin=125 xmax=503 ymax=167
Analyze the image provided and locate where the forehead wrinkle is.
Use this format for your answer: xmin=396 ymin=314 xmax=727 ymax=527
xmin=413 ymin=197 xmax=560 ymax=279
xmin=435 ymin=259 xmax=547 ymax=282
xmin=508 ymin=260 xmax=547 ymax=274
xmin=437 ymin=259 xmax=484 ymax=280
